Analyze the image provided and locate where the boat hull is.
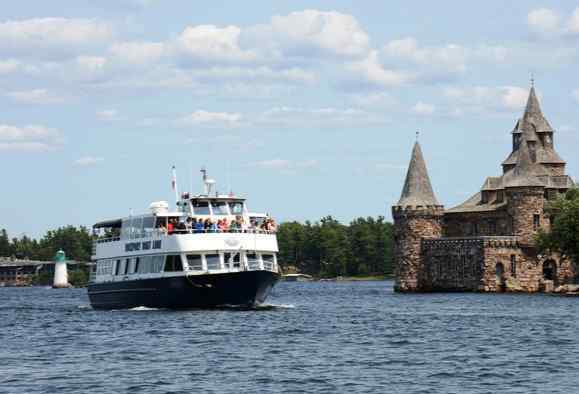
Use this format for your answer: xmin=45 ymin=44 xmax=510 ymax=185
xmin=87 ymin=271 xmax=279 ymax=310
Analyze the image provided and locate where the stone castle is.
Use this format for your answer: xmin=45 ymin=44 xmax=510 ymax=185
xmin=392 ymin=86 xmax=576 ymax=293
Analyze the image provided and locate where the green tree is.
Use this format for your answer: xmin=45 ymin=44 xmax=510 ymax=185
xmin=37 ymin=226 xmax=93 ymax=261
xmin=537 ymin=188 xmax=579 ymax=266
xmin=0 ymin=229 xmax=10 ymax=257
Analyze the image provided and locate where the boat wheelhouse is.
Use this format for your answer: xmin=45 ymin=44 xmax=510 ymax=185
xmin=88 ymin=170 xmax=280 ymax=310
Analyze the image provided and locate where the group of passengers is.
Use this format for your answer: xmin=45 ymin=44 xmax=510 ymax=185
xmin=158 ymin=216 xmax=276 ymax=235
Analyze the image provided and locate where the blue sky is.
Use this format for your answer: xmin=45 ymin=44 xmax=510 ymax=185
xmin=1 ymin=1 xmax=578 ymax=238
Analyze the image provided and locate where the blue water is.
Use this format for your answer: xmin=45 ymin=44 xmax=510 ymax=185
xmin=1 ymin=281 xmax=578 ymax=393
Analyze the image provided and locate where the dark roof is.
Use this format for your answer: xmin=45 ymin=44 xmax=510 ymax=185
xmin=503 ymin=136 xmax=545 ymax=188
xmin=395 ymin=142 xmax=441 ymax=207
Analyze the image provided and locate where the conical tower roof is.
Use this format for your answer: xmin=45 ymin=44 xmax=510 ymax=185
xmin=396 ymin=142 xmax=441 ymax=207
xmin=503 ymin=135 xmax=544 ymax=188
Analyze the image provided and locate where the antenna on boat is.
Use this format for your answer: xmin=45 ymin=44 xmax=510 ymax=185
xmin=171 ymin=165 xmax=179 ymax=206
xmin=201 ymin=167 xmax=215 ymax=196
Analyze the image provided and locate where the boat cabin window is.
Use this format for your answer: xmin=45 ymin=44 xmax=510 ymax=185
xmin=192 ymin=201 xmax=210 ymax=215
xmin=211 ymin=201 xmax=229 ymax=215
xmin=164 ymin=255 xmax=183 ymax=272
xmin=124 ymin=259 xmax=131 ymax=275
xmin=246 ymin=253 xmax=259 ymax=269
xmin=133 ymin=257 xmax=140 ymax=274
xmin=187 ymin=254 xmax=203 ymax=271
xmin=229 ymin=202 xmax=244 ymax=215
xmin=205 ymin=254 xmax=221 ymax=270
xmin=224 ymin=252 xmax=241 ymax=268
xmin=115 ymin=259 xmax=121 ymax=275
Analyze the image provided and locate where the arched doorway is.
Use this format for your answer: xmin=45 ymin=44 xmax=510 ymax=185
xmin=543 ymin=260 xmax=558 ymax=285
xmin=495 ymin=262 xmax=505 ymax=291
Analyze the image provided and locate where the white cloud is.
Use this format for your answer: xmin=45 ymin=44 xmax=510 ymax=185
xmin=411 ymin=102 xmax=435 ymax=115
xmin=109 ymin=41 xmax=165 ymax=65
xmin=572 ymin=89 xmax=579 ymax=102
xmin=442 ymin=85 xmax=531 ymax=115
xmin=0 ymin=59 xmax=19 ymax=74
xmin=5 ymin=89 xmax=64 ymax=104
xmin=267 ymin=9 xmax=369 ymax=57
xmin=0 ymin=18 xmax=112 ymax=58
xmin=177 ymin=25 xmax=256 ymax=63
xmin=383 ymin=37 xmax=468 ymax=73
xmin=350 ymin=92 xmax=399 ymax=108
xmin=569 ymin=8 xmax=579 ymax=33
xmin=0 ymin=124 xmax=62 ymax=152
xmin=347 ymin=50 xmax=414 ymax=87
xmin=0 ymin=124 xmax=60 ymax=141
xmin=528 ymin=8 xmax=561 ymax=34
xmin=178 ymin=110 xmax=243 ymax=128
xmin=96 ymin=109 xmax=119 ymax=121
xmin=75 ymin=156 xmax=104 ymax=167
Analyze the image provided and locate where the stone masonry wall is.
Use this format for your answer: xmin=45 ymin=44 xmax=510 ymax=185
xmin=444 ymin=210 xmax=511 ymax=237
xmin=506 ymin=186 xmax=546 ymax=246
xmin=392 ymin=207 xmax=443 ymax=292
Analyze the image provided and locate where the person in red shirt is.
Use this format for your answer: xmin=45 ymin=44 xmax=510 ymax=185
xmin=167 ymin=218 xmax=175 ymax=235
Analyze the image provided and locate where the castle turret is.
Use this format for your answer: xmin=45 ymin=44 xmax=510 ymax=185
xmin=502 ymin=86 xmax=566 ymax=176
xmin=392 ymin=141 xmax=444 ymax=292
xmin=503 ymin=136 xmax=546 ymax=245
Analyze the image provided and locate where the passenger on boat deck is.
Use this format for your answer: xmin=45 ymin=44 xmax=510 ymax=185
xmin=249 ymin=220 xmax=257 ymax=232
xmin=218 ymin=219 xmax=229 ymax=232
xmin=167 ymin=218 xmax=175 ymax=235
xmin=176 ymin=220 xmax=187 ymax=233
xmin=185 ymin=217 xmax=193 ymax=232
xmin=229 ymin=219 xmax=239 ymax=232
xmin=158 ymin=223 xmax=167 ymax=235
xmin=194 ymin=219 xmax=204 ymax=233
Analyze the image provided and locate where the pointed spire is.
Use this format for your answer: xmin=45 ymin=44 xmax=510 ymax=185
xmin=524 ymin=86 xmax=543 ymax=116
xmin=396 ymin=142 xmax=441 ymax=207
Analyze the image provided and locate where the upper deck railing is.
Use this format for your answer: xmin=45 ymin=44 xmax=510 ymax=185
xmin=94 ymin=228 xmax=277 ymax=245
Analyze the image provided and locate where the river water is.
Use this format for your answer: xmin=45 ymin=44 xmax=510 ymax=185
xmin=1 ymin=281 xmax=578 ymax=393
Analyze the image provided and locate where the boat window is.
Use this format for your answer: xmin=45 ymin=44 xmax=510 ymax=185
xmin=224 ymin=252 xmax=241 ymax=268
xmin=151 ymin=255 xmax=164 ymax=273
xmin=164 ymin=255 xmax=183 ymax=272
xmin=142 ymin=216 xmax=155 ymax=237
xmin=125 ymin=259 xmax=131 ymax=275
xmin=229 ymin=202 xmax=244 ymax=215
xmin=262 ymin=254 xmax=275 ymax=270
xmin=138 ymin=256 xmax=151 ymax=273
xmin=211 ymin=201 xmax=229 ymax=215
xmin=134 ymin=257 xmax=140 ymax=274
xmin=246 ymin=253 xmax=259 ymax=270
xmin=187 ymin=254 xmax=203 ymax=271
xmin=115 ymin=259 xmax=121 ymax=275
xmin=192 ymin=201 xmax=210 ymax=215
xmin=121 ymin=219 xmax=131 ymax=239
xmin=205 ymin=254 xmax=221 ymax=270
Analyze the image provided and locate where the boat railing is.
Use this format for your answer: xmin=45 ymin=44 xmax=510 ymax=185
xmin=93 ymin=229 xmax=276 ymax=246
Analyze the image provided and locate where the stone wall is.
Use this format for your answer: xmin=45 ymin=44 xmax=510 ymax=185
xmin=392 ymin=206 xmax=443 ymax=292
xmin=506 ymin=186 xmax=546 ymax=246
xmin=421 ymin=238 xmax=484 ymax=291
xmin=444 ymin=210 xmax=511 ymax=237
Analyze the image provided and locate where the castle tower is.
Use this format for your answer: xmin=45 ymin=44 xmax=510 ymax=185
xmin=392 ymin=141 xmax=444 ymax=292
xmin=503 ymin=136 xmax=546 ymax=245
xmin=502 ymin=86 xmax=566 ymax=176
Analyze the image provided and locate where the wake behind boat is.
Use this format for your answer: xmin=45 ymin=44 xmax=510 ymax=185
xmin=88 ymin=169 xmax=280 ymax=310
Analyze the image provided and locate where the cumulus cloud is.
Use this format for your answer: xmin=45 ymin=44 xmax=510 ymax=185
xmin=347 ymin=50 xmax=414 ymax=88
xmin=5 ymin=89 xmax=64 ymax=104
xmin=265 ymin=9 xmax=369 ymax=57
xmin=0 ymin=18 xmax=112 ymax=58
xmin=178 ymin=110 xmax=243 ymax=128
xmin=177 ymin=25 xmax=257 ymax=64
xmin=442 ymin=85 xmax=531 ymax=115
xmin=0 ymin=124 xmax=62 ymax=152
xmin=528 ymin=8 xmax=561 ymax=34
xmin=383 ymin=37 xmax=468 ymax=74
xmin=75 ymin=156 xmax=104 ymax=167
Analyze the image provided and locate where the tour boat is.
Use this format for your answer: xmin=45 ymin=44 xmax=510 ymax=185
xmin=88 ymin=169 xmax=280 ymax=310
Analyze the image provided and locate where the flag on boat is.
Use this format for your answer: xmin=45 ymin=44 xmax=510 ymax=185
xmin=171 ymin=166 xmax=177 ymax=191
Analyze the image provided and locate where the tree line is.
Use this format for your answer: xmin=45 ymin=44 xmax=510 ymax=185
xmin=0 ymin=226 xmax=93 ymax=262
xmin=0 ymin=217 xmax=394 ymax=278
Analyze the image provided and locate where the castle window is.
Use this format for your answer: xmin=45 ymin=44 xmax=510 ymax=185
xmin=497 ymin=191 xmax=504 ymax=203
xmin=473 ymin=223 xmax=479 ymax=236
xmin=481 ymin=192 xmax=488 ymax=204
xmin=533 ymin=215 xmax=541 ymax=231
xmin=489 ymin=220 xmax=497 ymax=234
xmin=510 ymin=255 xmax=516 ymax=277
